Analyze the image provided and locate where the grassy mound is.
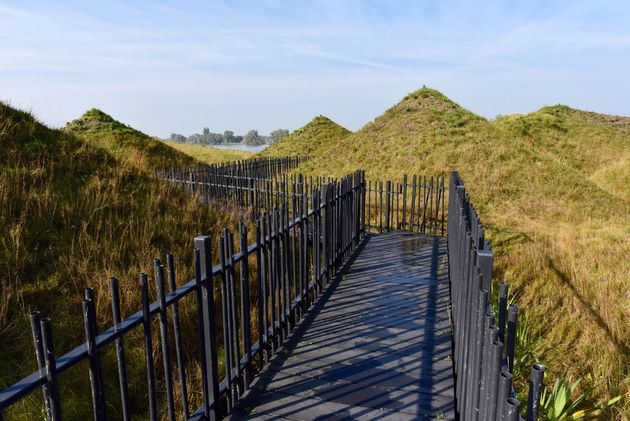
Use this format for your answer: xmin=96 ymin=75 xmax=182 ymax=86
xmin=259 ymin=115 xmax=351 ymax=158
xmin=261 ymin=87 xmax=630 ymax=418
xmin=66 ymin=108 xmax=196 ymax=171
xmin=495 ymin=105 xmax=630 ymax=200
xmin=0 ymin=103 xmax=244 ymax=419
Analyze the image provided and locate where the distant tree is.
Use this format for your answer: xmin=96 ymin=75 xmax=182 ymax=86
xmin=269 ymin=129 xmax=289 ymax=143
xmin=242 ymin=129 xmax=265 ymax=145
xmin=223 ymin=130 xmax=236 ymax=143
xmin=169 ymin=133 xmax=186 ymax=142
xmin=203 ymin=127 xmax=210 ymax=136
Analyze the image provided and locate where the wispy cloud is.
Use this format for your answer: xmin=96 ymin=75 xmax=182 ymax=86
xmin=1 ymin=0 xmax=629 ymax=136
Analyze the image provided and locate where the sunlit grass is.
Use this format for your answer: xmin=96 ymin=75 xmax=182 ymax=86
xmin=0 ymin=103 xmax=251 ymax=419
xmin=261 ymin=87 xmax=630 ymax=419
xmin=161 ymin=140 xmax=253 ymax=164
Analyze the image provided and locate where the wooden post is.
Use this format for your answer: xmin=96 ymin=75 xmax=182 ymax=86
xmin=385 ymin=180 xmax=391 ymax=232
xmin=194 ymin=236 xmax=221 ymax=420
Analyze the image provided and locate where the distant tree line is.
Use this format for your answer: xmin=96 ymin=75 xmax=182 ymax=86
xmin=169 ymin=127 xmax=289 ymax=146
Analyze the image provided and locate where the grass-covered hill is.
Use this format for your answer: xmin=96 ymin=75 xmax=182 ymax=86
xmin=66 ymin=108 xmax=196 ymax=171
xmin=494 ymin=106 xmax=630 ymax=201
xmin=261 ymin=87 xmax=630 ymax=418
xmin=258 ymin=115 xmax=351 ymax=158
xmin=0 ymin=103 xmax=245 ymax=419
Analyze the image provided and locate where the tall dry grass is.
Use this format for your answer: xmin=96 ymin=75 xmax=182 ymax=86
xmin=0 ymin=103 xmax=254 ymax=419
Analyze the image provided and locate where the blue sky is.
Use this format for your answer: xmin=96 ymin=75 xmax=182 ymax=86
xmin=1 ymin=0 xmax=629 ymax=137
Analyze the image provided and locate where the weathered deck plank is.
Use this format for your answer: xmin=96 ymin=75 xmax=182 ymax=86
xmin=232 ymin=232 xmax=454 ymax=420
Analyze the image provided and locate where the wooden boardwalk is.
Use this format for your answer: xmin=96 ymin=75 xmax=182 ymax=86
xmin=231 ymin=231 xmax=455 ymax=420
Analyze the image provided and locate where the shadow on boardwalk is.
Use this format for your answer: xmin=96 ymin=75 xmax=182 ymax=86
xmin=231 ymin=232 xmax=455 ymax=420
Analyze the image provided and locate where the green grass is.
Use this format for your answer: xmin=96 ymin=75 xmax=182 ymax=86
xmin=65 ymin=108 xmax=196 ymax=171
xmin=0 ymin=103 xmax=250 ymax=419
xmin=2 ymin=89 xmax=629 ymax=419
xmin=161 ymin=140 xmax=253 ymax=164
xmin=261 ymin=87 xmax=630 ymax=419
xmin=258 ymin=115 xmax=351 ymax=158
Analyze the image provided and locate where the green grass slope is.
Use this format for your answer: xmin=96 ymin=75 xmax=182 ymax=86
xmin=261 ymin=87 xmax=630 ymax=418
xmin=494 ymin=105 xmax=630 ymax=200
xmin=0 ymin=103 xmax=244 ymax=419
xmin=259 ymin=115 xmax=351 ymax=157
xmin=66 ymin=108 xmax=196 ymax=171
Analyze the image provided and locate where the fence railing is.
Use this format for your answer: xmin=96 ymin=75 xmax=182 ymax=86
xmin=365 ymin=175 xmax=445 ymax=235
xmin=158 ymin=156 xmax=305 ymax=182
xmin=0 ymin=171 xmax=365 ymax=420
xmin=162 ymin=169 xmax=446 ymax=236
xmin=1 ymin=164 xmax=547 ymax=421
xmin=448 ymin=171 xmax=544 ymax=421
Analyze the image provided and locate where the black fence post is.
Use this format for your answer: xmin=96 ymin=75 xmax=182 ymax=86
xmin=504 ymin=398 xmax=521 ymax=421
xmin=255 ymin=220 xmax=265 ymax=367
xmin=153 ymin=260 xmax=176 ymax=421
xmin=526 ymin=364 xmax=545 ymax=421
xmin=385 ymin=180 xmax=391 ymax=232
xmin=195 ymin=236 xmax=221 ymax=420
xmin=166 ymin=253 xmax=189 ymax=419
xmin=30 ymin=311 xmax=53 ymax=418
xmin=506 ymin=304 xmax=519 ymax=374
xmin=109 ymin=278 xmax=131 ymax=421
xmin=219 ymin=234 xmax=234 ymax=411
xmin=239 ymin=223 xmax=253 ymax=390
xmin=140 ymin=274 xmax=157 ymax=421
xmin=496 ymin=371 xmax=513 ymax=420
xmin=83 ymin=288 xmax=106 ymax=421
xmin=40 ymin=318 xmax=62 ymax=421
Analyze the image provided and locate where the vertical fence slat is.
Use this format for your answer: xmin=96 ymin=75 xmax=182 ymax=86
xmin=526 ymin=364 xmax=545 ymax=421
xmin=110 ymin=278 xmax=131 ymax=421
xmin=255 ymin=220 xmax=266 ymax=367
xmin=195 ymin=236 xmax=221 ymax=420
xmin=83 ymin=288 xmax=106 ymax=421
xmin=40 ymin=318 xmax=62 ymax=421
xmin=153 ymin=260 xmax=176 ymax=421
xmin=166 ymin=253 xmax=189 ymax=419
xmin=219 ymin=234 xmax=234 ymax=411
xmin=226 ymin=231 xmax=242 ymax=398
xmin=30 ymin=311 xmax=53 ymax=418
xmin=239 ymin=223 xmax=253 ymax=390
xmin=140 ymin=274 xmax=157 ymax=421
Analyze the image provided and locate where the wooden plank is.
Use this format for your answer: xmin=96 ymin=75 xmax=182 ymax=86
xmin=233 ymin=232 xmax=455 ymax=420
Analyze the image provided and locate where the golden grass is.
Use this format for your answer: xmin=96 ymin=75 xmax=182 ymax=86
xmin=261 ymin=87 xmax=630 ymax=419
xmin=0 ymin=103 xmax=254 ymax=419
xmin=161 ymin=140 xmax=253 ymax=164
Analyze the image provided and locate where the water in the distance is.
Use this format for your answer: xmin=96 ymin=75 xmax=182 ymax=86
xmin=209 ymin=143 xmax=268 ymax=153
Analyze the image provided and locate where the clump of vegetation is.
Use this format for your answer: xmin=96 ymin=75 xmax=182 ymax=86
xmin=261 ymin=86 xmax=630 ymax=419
xmin=540 ymin=372 xmax=623 ymax=420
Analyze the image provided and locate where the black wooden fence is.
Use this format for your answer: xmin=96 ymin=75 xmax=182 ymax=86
xmin=0 ymin=166 xmax=545 ymax=421
xmin=365 ymin=175 xmax=446 ymax=235
xmin=0 ymin=171 xmax=364 ymax=420
xmin=448 ymin=171 xmax=544 ymax=421
xmin=158 ymin=156 xmax=305 ymax=185
xmin=162 ymin=168 xmax=446 ymax=236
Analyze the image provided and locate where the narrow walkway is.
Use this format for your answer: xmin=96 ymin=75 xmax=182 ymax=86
xmin=232 ymin=232 xmax=455 ymax=420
